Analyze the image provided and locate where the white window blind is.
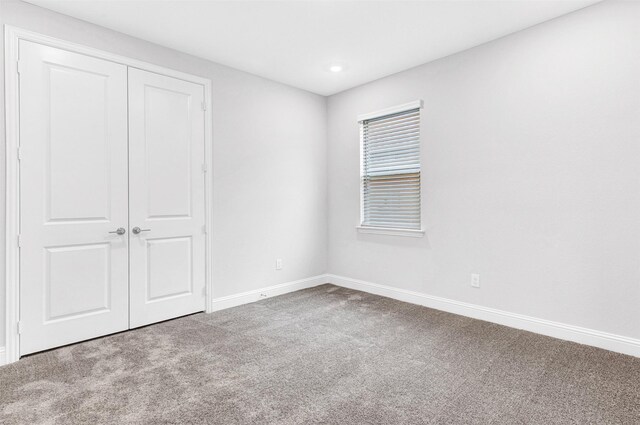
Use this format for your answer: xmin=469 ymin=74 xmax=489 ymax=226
xmin=361 ymin=106 xmax=421 ymax=230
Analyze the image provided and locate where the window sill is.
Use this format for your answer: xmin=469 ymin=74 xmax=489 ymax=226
xmin=356 ymin=226 xmax=425 ymax=238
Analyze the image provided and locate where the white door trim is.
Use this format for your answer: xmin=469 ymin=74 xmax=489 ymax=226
xmin=3 ymin=25 xmax=215 ymax=365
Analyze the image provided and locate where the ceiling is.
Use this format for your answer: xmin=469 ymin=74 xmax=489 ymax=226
xmin=25 ymin=0 xmax=602 ymax=96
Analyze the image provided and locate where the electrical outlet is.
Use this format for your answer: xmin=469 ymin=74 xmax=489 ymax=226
xmin=471 ymin=273 xmax=480 ymax=288
xmin=276 ymin=258 xmax=283 ymax=270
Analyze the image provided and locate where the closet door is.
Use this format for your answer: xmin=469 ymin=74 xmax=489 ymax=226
xmin=128 ymin=69 xmax=207 ymax=328
xmin=19 ymin=41 xmax=130 ymax=355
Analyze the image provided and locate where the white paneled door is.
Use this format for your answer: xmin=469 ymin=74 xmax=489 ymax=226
xmin=18 ymin=42 xmax=207 ymax=356
xmin=19 ymin=41 xmax=130 ymax=355
xmin=127 ymin=69 xmax=207 ymax=328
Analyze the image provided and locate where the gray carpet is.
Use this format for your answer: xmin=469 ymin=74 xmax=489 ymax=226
xmin=1 ymin=284 xmax=639 ymax=424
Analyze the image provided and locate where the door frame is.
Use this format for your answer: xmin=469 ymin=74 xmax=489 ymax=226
xmin=3 ymin=25 xmax=215 ymax=365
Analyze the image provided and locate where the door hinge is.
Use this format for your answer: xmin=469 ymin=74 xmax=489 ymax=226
xmin=17 ymin=60 xmax=23 ymax=75
xmin=17 ymin=321 xmax=23 ymax=335
xmin=202 ymin=163 xmax=208 ymax=173
xmin=202 ymin=225 xmax=207 ymax=234
xmin=201 ymin=101 xmax=207 ymax=112
xmin=17 ymin=234 xmax=22 ymax=248
xmin=17 ymin=146 xmax=22 ymax=161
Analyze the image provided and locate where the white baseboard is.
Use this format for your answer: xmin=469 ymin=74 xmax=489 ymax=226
xmin=209 ymin=275 xmax=328 ymax=312
xmin=326 ymin=274 xmax=640 ymax=358
xmin=5 ymin=274 xmax=635 ymax=364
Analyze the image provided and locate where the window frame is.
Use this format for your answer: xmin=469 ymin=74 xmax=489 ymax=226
xmin=357 ymin=100 xmax=425 ymax=237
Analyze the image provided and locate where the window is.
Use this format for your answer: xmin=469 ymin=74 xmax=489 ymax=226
xmin=359 ymin=101 xmax=424 ymax=236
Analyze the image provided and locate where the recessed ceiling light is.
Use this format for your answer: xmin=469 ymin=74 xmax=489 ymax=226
xmin=329 ymin=65 xmax=343 ymax=73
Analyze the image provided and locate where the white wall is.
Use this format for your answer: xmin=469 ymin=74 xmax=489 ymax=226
xmin=327 ymin=0 xmax=640 ymax=340
xmin=0 ymin=0 xmax=327 ymax=349
xmin=2 ymin=0 xmax=638 ymax=357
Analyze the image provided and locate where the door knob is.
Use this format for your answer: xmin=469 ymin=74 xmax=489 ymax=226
xmin=109 ymin=227 xmax=126 ymax=235
xmin=132 ymin=227 xmax=151 ymax=234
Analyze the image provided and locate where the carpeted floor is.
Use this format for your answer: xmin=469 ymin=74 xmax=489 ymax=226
xmin=1 ymin=284 xmax=639 ymax=424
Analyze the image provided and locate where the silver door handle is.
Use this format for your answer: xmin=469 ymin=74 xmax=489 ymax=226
xmin=109 ymin=227 xmax=126 ymax=235
xmin=132 ymin=227 xmax=151 ymax=235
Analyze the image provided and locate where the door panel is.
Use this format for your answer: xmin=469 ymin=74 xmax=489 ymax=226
xmin=45 ymin=243 xmax=111 ymax=321
xmin=146 ymin=236 xmax=193 ymax=301
xmin=144 ymin=86 xmax=193 ymax=219
xmin=19 ymin=41 xmax=129 ymax=355
xmin=128 ymin=69 xmax=206 ymax=328
xmin=47 ymin=65 xmax=111 ymax=222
